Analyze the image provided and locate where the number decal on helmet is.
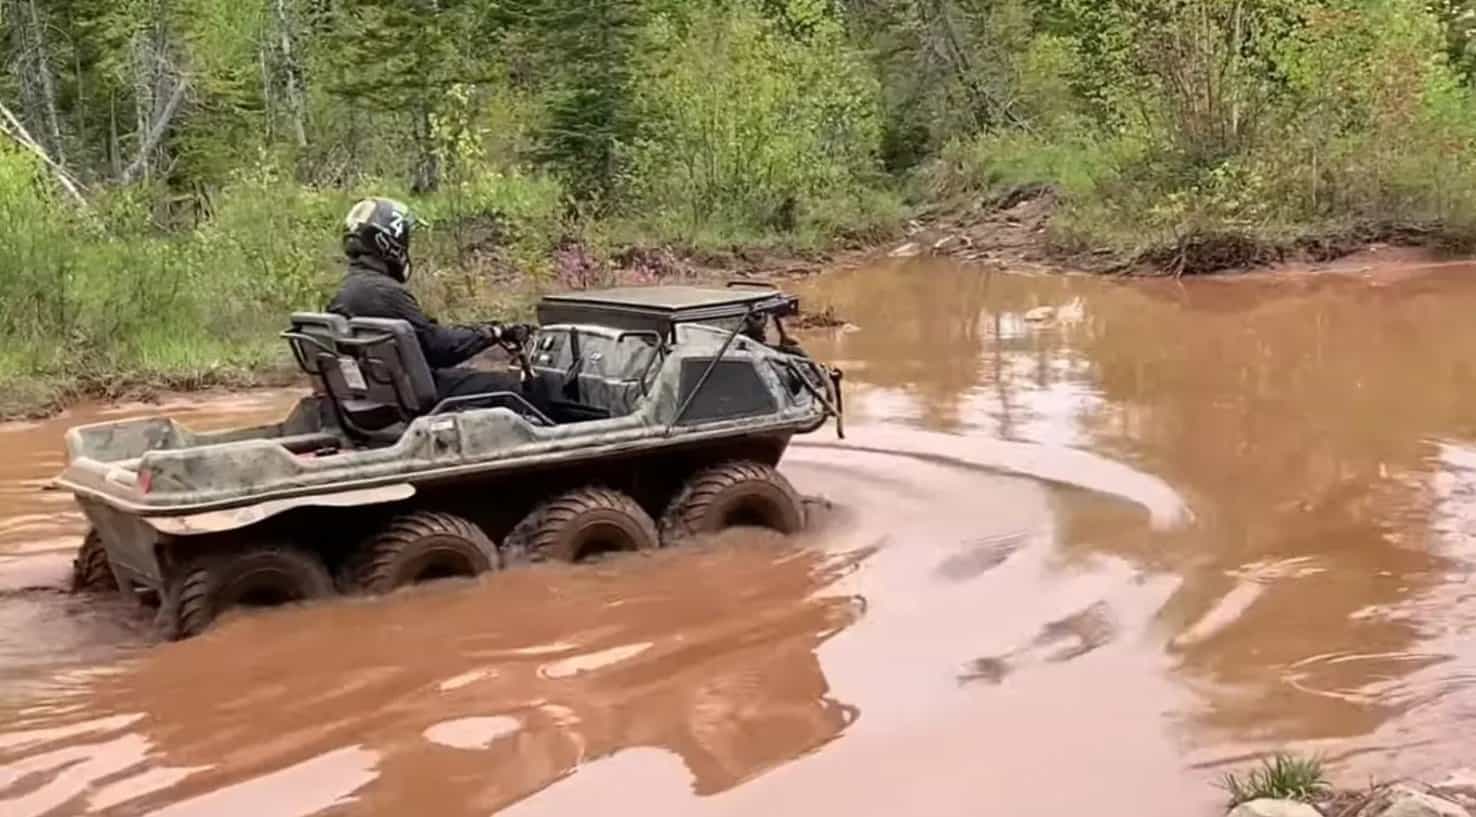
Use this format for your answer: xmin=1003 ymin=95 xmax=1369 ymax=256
xmin=345 ymin=199 xmax=376 ymax=231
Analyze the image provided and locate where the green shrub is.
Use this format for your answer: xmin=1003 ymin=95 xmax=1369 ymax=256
xmin=625 ymin=0 xmax=884 ymax=242
xmin=936 ymin=0 xmax=1476 ymax=262
xmin=0 ymin=144 xmax=563 ymax=397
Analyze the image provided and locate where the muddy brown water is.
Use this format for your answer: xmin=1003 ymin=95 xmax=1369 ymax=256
xmin=6 ymin=260 xmax=1476 ymax=816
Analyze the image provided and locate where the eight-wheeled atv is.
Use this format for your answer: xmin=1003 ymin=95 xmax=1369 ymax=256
xmin=57 ymin=284 xmax=843 ymax=639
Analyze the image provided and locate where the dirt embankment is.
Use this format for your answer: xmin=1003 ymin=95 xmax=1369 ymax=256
xmin=9 ymin=188 xmax=1466 ymax=421
xmin=727 ymin=183 xmax=1474 ymax=279
xmin=858 ymin=185 xmax=1475 ymax=278
xmin=0 ymin=367 xmax=305 ymax=423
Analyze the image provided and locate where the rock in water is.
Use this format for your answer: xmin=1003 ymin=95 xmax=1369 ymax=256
xmin=1437 ymin=769 xmax=1476 ymax=790
xmin=1358 ymin=785 xmax=1471 ymax=817
xmin=1024 ymin=306 xmax=1056 ymax=323
xmin=1228 ymin=799 xmax=1324 ymax=817
xmin=888 ymin=242 xmax=921 ymax=258
xmin=1435 ymin=769 xmax=1476 ymax=807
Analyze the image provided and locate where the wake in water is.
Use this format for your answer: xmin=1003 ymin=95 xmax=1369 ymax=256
xmin=795 ymin=429 xmax=1194 ymax=531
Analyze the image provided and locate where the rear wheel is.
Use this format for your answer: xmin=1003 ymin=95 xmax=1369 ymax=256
xmin=661 ymin=461 xmax=805 ymax=545
xmin=71 ymin=529 xmax=118 ymax=593
xmin=340 ymin=511 xmax=498 ymax=595
xmin=521 ymin=486 xmax=659 ymax=563
xmin=164 ymin=544 xmax=335 ymax=640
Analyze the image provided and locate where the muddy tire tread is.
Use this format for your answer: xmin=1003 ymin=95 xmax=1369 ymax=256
xmin=526 ymin=486 xmax=659 ymax=562
xmin=174 ymin=566 xmax=214 ymax=640
xmin=166 ymin=544 xmax=334 ymax=641
xmin=343 ymin=511 xmax=496 ymax=594
xmin=661 ymin=460 xmax=805 ymax=544
xmin=71 ymin=529 xmax=118 ymax=593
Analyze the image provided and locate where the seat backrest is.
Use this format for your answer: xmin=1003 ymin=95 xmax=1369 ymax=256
xmin=284 ymin=313 xmax=351 ymax=390
xmin=344 ymin=317 xmax=439 ymax=417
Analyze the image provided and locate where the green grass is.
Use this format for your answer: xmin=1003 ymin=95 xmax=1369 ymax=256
xmin=919 ymin=130 xmax=1122 ymax=204
xmin=0 ymin=320 xmax=296 ymax=419
xmin=604 ymin=184 xmax=909 ymax=256
xmin=1221 ymin=753 xmax=1332 ymax=809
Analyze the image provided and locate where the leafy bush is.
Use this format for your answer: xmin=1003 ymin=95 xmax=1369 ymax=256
xmin=626 ymin=0 xmax=884 ymax=241
xmin=932 ymin=0 xmax=1476 ymax=264
xmin=0 ymin=143 xmax=566 ymax=398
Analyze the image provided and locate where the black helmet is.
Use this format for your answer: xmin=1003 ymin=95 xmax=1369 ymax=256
xmin=343 ymin=197 xmax=414 ymax=279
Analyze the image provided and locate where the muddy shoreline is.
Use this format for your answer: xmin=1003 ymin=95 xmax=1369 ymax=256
xmin=874 ymin=187 xmax=1476 ymax=278
xmin=3 ymin=189 xmax=1468 ymax=423
xmin=588 ymin=188 xmax=1476 ymax=292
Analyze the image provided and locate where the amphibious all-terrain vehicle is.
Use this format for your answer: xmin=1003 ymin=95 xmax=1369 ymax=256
xmin=57 ymin=284 xmax=843 ymax=639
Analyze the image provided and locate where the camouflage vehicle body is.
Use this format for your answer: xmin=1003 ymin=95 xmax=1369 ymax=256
xmin=56 ymin=285 xmax=842 ymax=637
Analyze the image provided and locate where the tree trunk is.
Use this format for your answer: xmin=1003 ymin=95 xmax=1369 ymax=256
xmin=124 ymin=6 xmax=188 ymax=185
xmin=5 ymin=0 xmax=68 ymax=166
xmin=411 ymin=102 xmax=439 ymax=193
xmin=259 ymin=41 xmax=275 ymax=143
xmin=0 ymin=101 xmax=87 ymax=205
xmin=916 ymin=0 xmax=1029 ymax=134
xmin=122 ymin=77 xmax=189 ymax=185
xmin=109 ymin=91 xmax=122 ymax=179
xmin=23 ymin=0 xmax=65 ymax=165
xmin=274 ymin=0 xmax=309 ymax=149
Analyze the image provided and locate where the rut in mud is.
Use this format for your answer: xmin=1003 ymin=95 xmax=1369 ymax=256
xmin=5 ymin=258 xmax=1476 ymax=817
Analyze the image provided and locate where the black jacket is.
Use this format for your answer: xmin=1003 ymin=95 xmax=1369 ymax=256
xmin=326 ymin=256 xmax=491 ymax=369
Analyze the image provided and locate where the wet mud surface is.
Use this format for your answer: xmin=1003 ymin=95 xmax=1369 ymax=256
xmin=6 ymin=259 xmax=1476 ymax=816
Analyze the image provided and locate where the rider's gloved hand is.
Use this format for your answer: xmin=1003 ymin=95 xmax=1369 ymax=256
xmin=483 ymin=323 xmax=534 ymax=345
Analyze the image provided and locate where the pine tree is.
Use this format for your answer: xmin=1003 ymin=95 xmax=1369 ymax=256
xmin=522 ymin=0 xmax=647 ymax=203
xmin=324 ymin=0 xmax=485 ymax=191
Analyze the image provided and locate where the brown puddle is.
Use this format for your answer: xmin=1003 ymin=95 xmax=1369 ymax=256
xmin=6 ymin=259 xmax=1476 ymax=816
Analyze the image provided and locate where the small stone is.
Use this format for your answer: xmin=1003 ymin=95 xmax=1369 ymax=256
xmin=1228 ymin=799 xmax=1324 ymax=817
xmin=931 ymin=234 xmax=971 ymax=253
xmin=889 ymin=241 xmax=921 ymax=258
xmin=1024 ymin=306 xmax=1056 ymax=323
xmin=1359 ymin=785 xmax=1472 ymax=817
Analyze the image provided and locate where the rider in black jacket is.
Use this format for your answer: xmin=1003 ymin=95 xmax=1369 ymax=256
xmin=326 ymin=197 xmax=537 ymax=403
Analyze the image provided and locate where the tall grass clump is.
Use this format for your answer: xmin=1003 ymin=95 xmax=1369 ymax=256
xmin=1221 ymin=752 xmax=1331 ymax=808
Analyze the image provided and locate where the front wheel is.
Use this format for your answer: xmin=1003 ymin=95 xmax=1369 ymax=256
xmin=163 ymin=544 xmax=335 ymax=640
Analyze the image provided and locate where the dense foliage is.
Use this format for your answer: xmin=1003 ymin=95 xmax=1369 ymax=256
xmin=4 ymin=0 xmax=1476 ymax=404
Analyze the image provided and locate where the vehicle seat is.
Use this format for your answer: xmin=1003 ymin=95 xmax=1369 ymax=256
xmin=282 ymin=314 xmax=435 ymax=444
xmin=313 ymin=317 xmax=438 ymax=443
xmin=283 ymin=312 xmax=351 ymax=393
xmin=286 ymin=313 xmax=559 ymax=444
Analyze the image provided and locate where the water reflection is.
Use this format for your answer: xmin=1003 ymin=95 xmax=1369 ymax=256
xmin=803 ymin=260 xmax=1476 ymax=776
xmin=0 ymin=544 xmax=866 ymax=816
xmin=6 ymin=259 xmax=1476 ymax=814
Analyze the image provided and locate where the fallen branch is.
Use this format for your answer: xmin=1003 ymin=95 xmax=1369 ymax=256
xmin=120 ymin=77 xmax=190 ymax=185
xmin=0 ymin=100 xmax=87 ymax=206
